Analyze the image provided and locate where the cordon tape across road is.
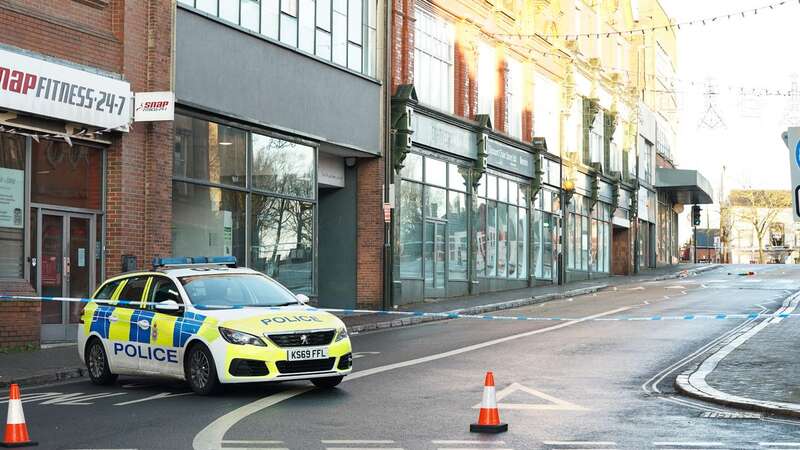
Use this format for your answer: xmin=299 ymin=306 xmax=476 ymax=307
xmin=0 ymin=294 xmax=796 ymax=323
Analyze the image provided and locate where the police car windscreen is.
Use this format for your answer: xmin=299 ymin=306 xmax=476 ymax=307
xmin=180 ymin=274 xmax=298 ymax=309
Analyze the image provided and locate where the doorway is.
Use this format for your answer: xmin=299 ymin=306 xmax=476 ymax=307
xmin=423 ymin=220 xmax=446 ymax=297
xmin=37 ymin=210 xmax=97 ymax=342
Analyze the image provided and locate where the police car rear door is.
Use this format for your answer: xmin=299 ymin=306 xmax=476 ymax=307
xmin=141 ymin=276 xmax=184 ymax=376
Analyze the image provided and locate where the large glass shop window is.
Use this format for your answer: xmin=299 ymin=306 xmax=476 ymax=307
xmin=398 ymin=153 xmax=471 ymax=283
xmin=0 ymin=134 xmax=25 ymax=278
xmin=173 ymin=114 xmax=316 ymax=294
xmin=172 ymin=181 xmax=247 ymax=265
xmin=251 ymin=195 xmax=314 ymax=294
xmin=532 ymin=191 xmax=556 ymax=280
xmin=476 ymin=173 xmax=529 ymax=281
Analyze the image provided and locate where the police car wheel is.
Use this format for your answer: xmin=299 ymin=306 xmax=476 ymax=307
xmin=310 ymin=376 xmax=344 ymax=389
xmin=186 ymin=344 xmax=220 ymax=395
xmin=85 ymin=339 xmax=118 ymax=385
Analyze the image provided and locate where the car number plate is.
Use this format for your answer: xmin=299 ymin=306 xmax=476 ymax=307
xmin=286 ymin=347 xmax=329 ymax=361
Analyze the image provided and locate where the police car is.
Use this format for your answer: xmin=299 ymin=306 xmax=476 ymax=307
xmin=77 ymin=256 xmax=352 ymax=395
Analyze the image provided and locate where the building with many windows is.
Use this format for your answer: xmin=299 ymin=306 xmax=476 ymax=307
xmin=386 ymin=0 xmax=713 ymax=304
xmin=172 ymin=0 xmax=388 ymax=312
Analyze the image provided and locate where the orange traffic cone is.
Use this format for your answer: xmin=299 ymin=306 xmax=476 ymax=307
xmin=2 ymin=384 xmax=37 ymax=447
xmin=470 ymin=371 xmax=508 ymax=433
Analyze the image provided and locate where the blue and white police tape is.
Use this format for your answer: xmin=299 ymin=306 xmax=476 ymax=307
xmin=0 ymin=294 xmax=795 ymax=323
xmin=317 ymin=307 xmax=793 ymax=322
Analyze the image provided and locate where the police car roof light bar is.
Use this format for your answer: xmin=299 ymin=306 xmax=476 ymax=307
xmin=151 ymin=256 xmax=237 ymax=268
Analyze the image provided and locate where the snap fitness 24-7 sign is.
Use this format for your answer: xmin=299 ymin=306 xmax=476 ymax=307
xmin=0 ymin=47 xmax=133 ymax=130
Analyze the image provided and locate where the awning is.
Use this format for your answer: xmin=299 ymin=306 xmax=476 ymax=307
xmin=655 ymin=168 xmax=714 ymax=205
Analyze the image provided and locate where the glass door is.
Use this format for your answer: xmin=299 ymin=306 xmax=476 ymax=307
xmin=423 ymin=220 xmax=446 ymax=297
xmin=38 ymin=210 xmax=95 ymax=342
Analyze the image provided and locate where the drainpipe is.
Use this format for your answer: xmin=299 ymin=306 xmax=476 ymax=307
xmin=381 ymin=0 xmax=393 ymax=311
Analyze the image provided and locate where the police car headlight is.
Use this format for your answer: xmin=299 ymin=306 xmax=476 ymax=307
xmin=334 ymin=327 xmax=349 ymax=342
xmin=219 ymin=327 xmax=267 ymax=347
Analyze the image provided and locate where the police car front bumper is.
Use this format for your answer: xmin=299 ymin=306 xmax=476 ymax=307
xmin=215 ymin=338 xmax=352 ymax=384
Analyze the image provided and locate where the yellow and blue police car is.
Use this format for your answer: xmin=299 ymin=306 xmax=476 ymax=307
xmin=78 ymin=256 xmax=352 ymax=395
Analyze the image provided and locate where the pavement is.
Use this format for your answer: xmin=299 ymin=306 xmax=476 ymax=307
xmin=0 ymin=263 xmax=717 ymax=389
xmin=676 ymin=265 xmax=800 ymax=418
xmin=8 ymin=264 xmax=800 ymax=449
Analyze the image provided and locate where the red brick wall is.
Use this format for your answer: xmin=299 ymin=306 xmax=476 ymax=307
xmin=390 ymin=0 xmax=414 ymax=93
xmin=356 ymin=158 xmax=384 ymax=309
xmin=0 ymin=281 xmax=40 ymax=349
xmin=522 ymin=109 xmax=533 ymax=143
xmin=454 ymin=36 xmax=478 ymax=119
xmin=0 ymin=0 xmax=122 ymax=72
xmin=105 ymin=0 xmax=174 ymax=278
xmin=494 ymin=56 xmax=507 ymax=133
xmin=0 ymin=0 xmax=173 ymax=346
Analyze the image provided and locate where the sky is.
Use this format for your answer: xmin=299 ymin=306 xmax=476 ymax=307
xmin=658 ymin=0 xmax=800 ymax=240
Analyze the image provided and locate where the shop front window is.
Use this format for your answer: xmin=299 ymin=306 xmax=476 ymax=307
xmin=447 ymin=191 xmax=467 ymax=280
xmin=172 ymin=181 xmax=246 ymax=265
xmin=251 ymin=195 xmax=314 ymax=294
xmin=174 ymin=115 xmax=247 ymax=187
xmin=252 ymin=134 xmax=315 ymax=199
xmin=0 ymin=134 xmax=25 ymax=278
xmin=31 ymin=140 xmax=103 ymax=210
xmin=399 ymin=154 xmax=473 ymax=289
xmin=399 ymin=181 xmax=423 ymax=278
xmin=533 ymin=209 xmax=542 ymax=278
xmin=476 ymin=196 xmax=487 ymax=277
xmin=173 ymin=113 xmax=317 ymax=294
xmin=476 ymin=172 xmax=529 ymax=280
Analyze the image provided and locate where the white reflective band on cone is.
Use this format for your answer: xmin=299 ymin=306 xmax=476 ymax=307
xmin=481 ymin=386 xmax=496 ymax=408
xmin=6 ymin=399 xmax=26 ymax=425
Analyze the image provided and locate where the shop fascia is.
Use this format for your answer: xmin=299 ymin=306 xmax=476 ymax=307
xmin=390 ymin=85 xmax=629 ymax=214
xmin=0 ymin=45 xmax=172 ymax=142
xmin=390 ymin=85 xmax=543 ymax=194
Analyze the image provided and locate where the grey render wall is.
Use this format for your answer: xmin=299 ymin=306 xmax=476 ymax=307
xmin=175 ymin=7 xmax=381 ymax=155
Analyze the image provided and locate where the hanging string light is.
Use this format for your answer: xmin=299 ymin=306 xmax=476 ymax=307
xmin=500 ymin=38 xmax=799 ymax=97
xmin=492 ymin=0 xmax=795 ymax=40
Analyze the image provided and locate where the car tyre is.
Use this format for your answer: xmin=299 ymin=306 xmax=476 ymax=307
xmin=85 ymin=338 xmax=118 ymax=385
xmin=186 ymin=344 xmax=220 ymax=395
xmin=311 ymin=376 xmax=344 ymax=389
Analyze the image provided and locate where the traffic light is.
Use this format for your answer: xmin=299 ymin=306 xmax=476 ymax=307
xmin=692 ymin=205 xmax=701 ymax=226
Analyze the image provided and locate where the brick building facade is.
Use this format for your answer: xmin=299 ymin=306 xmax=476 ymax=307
xmin=0 ymin=0 xmax=387 ymax=347
xmin=0 ymin=0 xmax=173 ymax=348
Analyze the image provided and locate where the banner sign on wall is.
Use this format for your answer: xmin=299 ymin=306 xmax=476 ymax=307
xmin=0 ymin=167 xmax=24 ymax=229
xmin=134 ymin=91 xmax=175 ymax=122
xmin=0 ymin=48 xmax=132 ymax=130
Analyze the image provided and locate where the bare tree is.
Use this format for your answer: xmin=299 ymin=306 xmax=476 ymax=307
xmin=728 ymin=189 xmax=792 ymax=264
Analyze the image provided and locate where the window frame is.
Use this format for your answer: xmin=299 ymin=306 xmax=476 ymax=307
xmin=177 ymin=0 xmax=377 ymax=77
xmin=172 ymin=109 xmax=320 ymax=295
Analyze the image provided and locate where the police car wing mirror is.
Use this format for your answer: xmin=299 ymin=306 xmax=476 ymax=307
xmin=155 ymin=299 xmax=181 ymax=312
xmin=295 ymin=294 xmax=310 ymax=305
